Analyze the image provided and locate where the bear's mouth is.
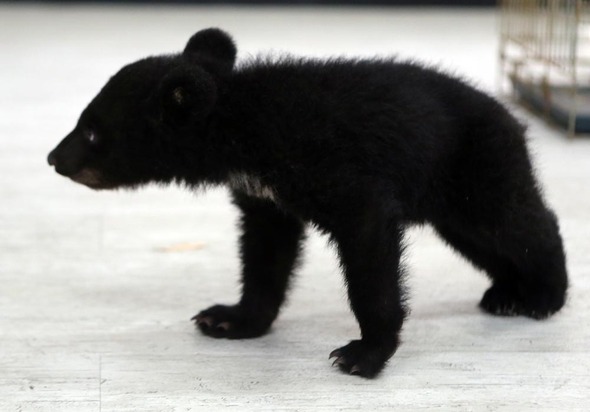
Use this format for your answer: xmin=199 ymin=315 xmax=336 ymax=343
xmin=69 ymin=168 xmax=116 ymax=190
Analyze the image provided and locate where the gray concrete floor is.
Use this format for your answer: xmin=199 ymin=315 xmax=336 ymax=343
xmin=1 ymin=4 xmax=590 ymax=411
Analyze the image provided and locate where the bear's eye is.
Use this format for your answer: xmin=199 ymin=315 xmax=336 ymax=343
xmin=85 ymin=129 xmax=98 ymax=144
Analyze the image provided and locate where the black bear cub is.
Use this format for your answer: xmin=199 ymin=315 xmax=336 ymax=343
xmin=48 ymin=28 xmax=568 ymax=378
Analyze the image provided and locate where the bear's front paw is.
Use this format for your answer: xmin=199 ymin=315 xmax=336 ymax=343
xmin=192 ymin=304 xmax=274 ymax=339
xmin=329 ymin=340 xmax=395 ymax=378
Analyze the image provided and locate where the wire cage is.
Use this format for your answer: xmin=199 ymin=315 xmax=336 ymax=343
xmin=499 ymin=0 xmax=590 ymax=136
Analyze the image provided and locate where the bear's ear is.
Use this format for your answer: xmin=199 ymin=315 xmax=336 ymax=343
xmin=158 ymin=65 xmax=217 ymax=127
xmin=183 ymin=28 xmax=237 ymax=75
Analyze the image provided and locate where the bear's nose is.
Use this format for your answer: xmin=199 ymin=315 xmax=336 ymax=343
xmin=47 ymin=151 xmax=57 ymax=167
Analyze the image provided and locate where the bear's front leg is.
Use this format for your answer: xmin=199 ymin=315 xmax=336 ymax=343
xmin=193 ymin=192 xmax=305 ymax=339
xmin=329 ymin=205 xmax=407 ymax=378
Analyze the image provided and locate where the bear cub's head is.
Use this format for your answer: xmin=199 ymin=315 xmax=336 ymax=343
xmin=48 ymin=28 xmax=236 ymax=190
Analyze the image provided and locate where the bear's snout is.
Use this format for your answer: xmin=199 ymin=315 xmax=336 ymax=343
xmin=47 ymin=147 xmax=78 ymax=177
xmin=47 ymin=151 xmax=57 ymax=167
xmin=47 ymin=131 xmax=89 ymax=178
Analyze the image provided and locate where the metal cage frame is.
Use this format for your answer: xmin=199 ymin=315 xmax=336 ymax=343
xmin=499 ymin=0 xmax=590 ymax=136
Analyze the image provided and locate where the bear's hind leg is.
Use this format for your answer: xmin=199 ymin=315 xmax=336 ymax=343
xmin=434 ymin=203 xmax=567 ymax=320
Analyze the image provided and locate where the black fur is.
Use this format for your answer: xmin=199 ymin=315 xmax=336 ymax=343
xmin=48 ymin=28 xmax=568 ymax=378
